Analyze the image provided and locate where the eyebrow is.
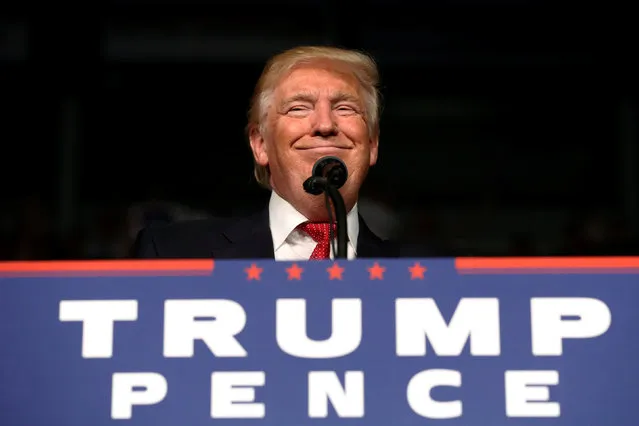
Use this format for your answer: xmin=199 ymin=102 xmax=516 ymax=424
xmin=280 ymin=91 xmax=361 ymax=106
xmin=332 ymin=91 xmax=361 ymax=104
xmin=281 ymin=92 xmax=317 ymax=106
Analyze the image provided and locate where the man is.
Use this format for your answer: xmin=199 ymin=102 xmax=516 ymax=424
xmin=132 ymin=45 xmax=399 ymax=260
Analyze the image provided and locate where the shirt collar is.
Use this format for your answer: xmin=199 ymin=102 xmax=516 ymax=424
xmin=268 ymin=190 xmax=359 ymax=253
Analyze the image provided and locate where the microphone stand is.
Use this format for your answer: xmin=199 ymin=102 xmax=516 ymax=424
xmin=303 ymin=171 xmax=348 ymax=259
xmin=325 ymin=183 xmax=348 ymax=259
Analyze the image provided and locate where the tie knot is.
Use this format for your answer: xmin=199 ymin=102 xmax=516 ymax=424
xmin=298 ymin=221 xmax=336 ymax=243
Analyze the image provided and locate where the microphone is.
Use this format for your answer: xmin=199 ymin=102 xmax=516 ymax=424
xmin=302 ymin=156 xmax=349 ymax=259
xmin=303 ymin=156 xmax=348 ymax=195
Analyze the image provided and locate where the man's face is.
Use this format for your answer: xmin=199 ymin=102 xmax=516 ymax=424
xmin=250 ymin=62 xmax=379 ymax=219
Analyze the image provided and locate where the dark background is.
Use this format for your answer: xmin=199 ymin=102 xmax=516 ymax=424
xmin=1 ymin=2 xmax=638 ymax=260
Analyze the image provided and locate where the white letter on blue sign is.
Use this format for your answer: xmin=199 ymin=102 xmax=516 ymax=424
xmin=164 ymin=299 xmax=247 ymax=357
xmin=111 ymin=372 xmax=168 ymax=419
xmin=211 ymin=372 xmax=265 ymax=418
xmin=59 ymin=300 xmax=138 ymax=358
xmin=505 ymin=370 xmax=560 ymax=417
xmin=407 ymin=369 xmax=462 ymax=419
xmin=530 ymin=297 xmax=611 ymax=356
xmin=276 ymin=299 xmax=362 ymax=358
xmin=395 ymin=298 xmax=500 ymax=356
xmin=308 ymin=371 xmax=364 ymax=418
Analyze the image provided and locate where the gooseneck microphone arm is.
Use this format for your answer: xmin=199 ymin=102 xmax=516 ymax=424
xmin=325 ymin=184 xmax=348 ymax=259
xmin=303 ymin=156 xmax=349 ymax=259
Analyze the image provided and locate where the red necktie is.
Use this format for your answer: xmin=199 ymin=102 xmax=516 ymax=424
xmin=298 ymin=222 xmax=336 ymax=260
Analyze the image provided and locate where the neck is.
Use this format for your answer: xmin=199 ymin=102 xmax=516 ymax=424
xmin=275 ymin=189 xmax=355 ymax=222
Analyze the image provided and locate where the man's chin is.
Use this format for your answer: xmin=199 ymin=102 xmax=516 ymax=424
xmin=296 ymin=146 xmax=351 ymax=159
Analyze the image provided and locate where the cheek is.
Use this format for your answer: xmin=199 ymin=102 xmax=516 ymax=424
xmin=268 ymin=142 xmax=307 ymax=173
xmin=274 ymin=118 xmax=309 ymax=139
xmin=340 ymin=119 xmax=369 ymax=140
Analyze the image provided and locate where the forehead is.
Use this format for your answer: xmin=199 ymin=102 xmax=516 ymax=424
xmin=273 ymin=63 xmax=361 ymax=100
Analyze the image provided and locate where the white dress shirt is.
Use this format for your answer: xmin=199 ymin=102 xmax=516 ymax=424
xmin=268 ymin=191 xmax=359 ymax=261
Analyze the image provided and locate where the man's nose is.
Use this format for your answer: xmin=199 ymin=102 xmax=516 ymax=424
xmin=312 ymin=103 xmax=338 ymax=137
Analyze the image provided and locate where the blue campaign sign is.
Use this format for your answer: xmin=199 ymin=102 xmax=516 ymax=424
xmin=1 ymin=257 xmax=638 ymax=426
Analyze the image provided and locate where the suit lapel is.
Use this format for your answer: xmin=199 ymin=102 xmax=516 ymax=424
xmin=356 ymin=215 xmax=397 ymax=258
xmin=208 ymin=208 xmax=395 ymax=260
xmin=210 ymin=208 xmax=275 ymax=259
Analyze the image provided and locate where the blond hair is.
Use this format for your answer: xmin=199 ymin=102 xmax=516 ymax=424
xmin=246 ymin=45 xmax=381 ymax=188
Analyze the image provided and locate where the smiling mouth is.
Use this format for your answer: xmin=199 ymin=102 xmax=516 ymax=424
xmin=296 ymin=146 xmax=351 ymax=150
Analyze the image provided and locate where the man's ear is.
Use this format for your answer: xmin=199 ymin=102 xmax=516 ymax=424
xmin=369 ymin=133 xmax=379 ymax=166
xmin=249 ymin=125 xmax=269 ymax=166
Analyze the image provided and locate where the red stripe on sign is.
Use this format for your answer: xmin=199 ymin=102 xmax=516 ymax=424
xmin=0 ymin=259 xmax=215 ymax=277
xmin=455 ymin=257 xmax=639 ymax=274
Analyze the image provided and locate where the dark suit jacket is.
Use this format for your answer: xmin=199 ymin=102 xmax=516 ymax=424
xmin=131 ymin=207 xmax=400 ymax=259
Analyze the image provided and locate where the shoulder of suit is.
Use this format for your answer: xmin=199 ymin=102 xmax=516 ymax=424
xmin=145 ymin=217 xmax=227 ymax=239
xmin=131 ymin=217 xmax=237 ymax=258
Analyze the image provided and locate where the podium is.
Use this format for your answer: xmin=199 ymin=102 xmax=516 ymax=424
xmin=1 ymin=257 xmax=638 ymax=425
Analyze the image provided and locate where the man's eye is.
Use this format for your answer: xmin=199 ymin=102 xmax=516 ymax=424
xmin=336 ymin=105 xmax=357 ymax=113
xmin=287 ymin=105 xmax=311 ymax=115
